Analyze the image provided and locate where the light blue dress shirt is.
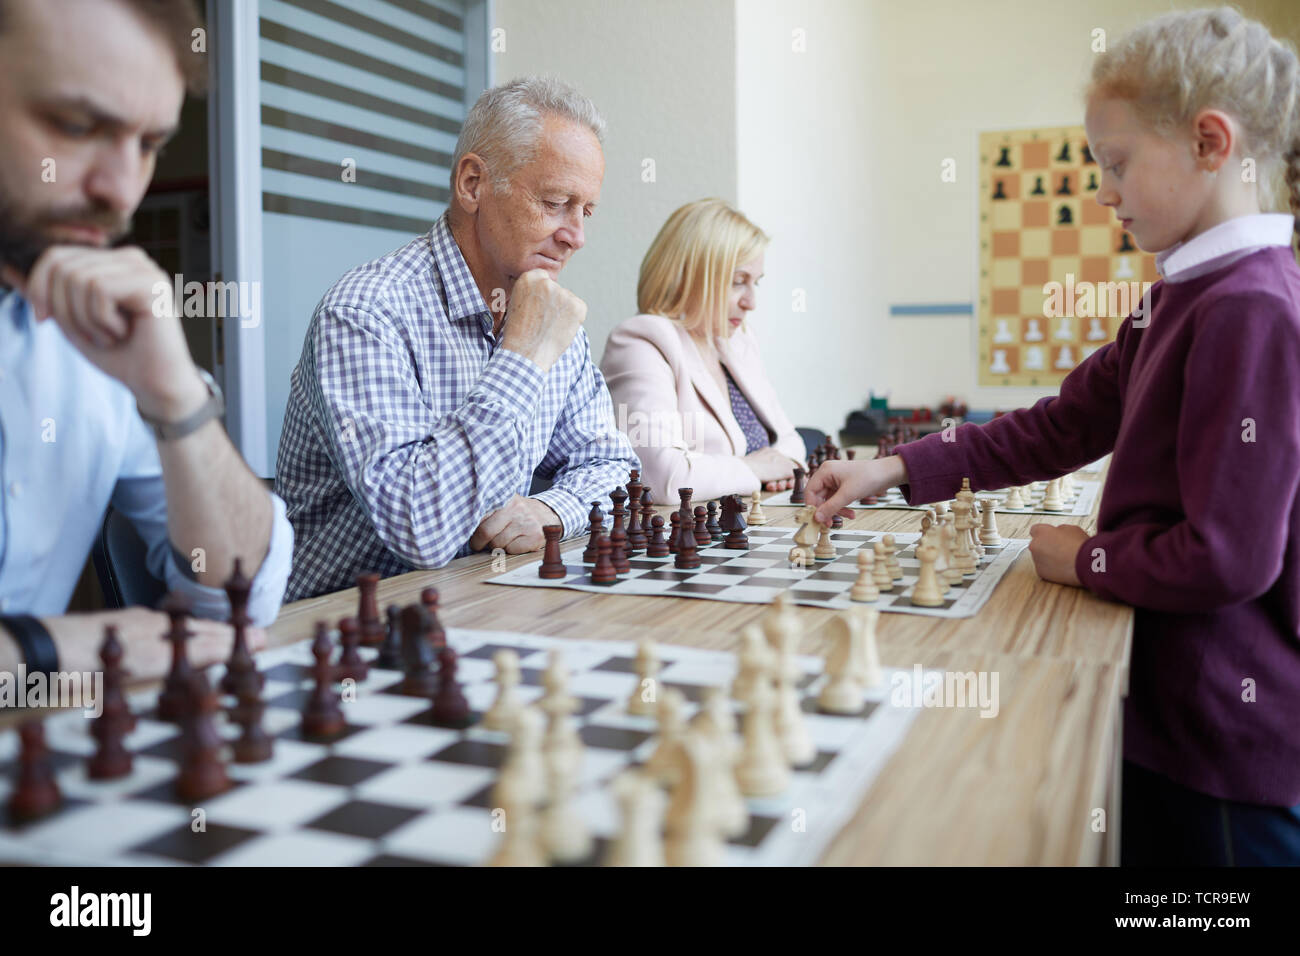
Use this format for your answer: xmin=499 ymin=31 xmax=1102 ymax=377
xmin=0 ymin=290 xmax=293 ymax=625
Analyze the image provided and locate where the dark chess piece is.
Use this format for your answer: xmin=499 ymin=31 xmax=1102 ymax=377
xmin=806 ymin=454 xmax=817 ymax=477
xmin=639 ymin=489 xmax=654 ymax=543
xmin=303 ymin=622 xmax=347 ymax=736
xmin=1030 ymin=176 xmax=1045 ymax=196
xmin=421 ymin=588 xmax=446 ymax=649
xmin=832 ymin=513 xmax=844 ymax=529
xmin=675 ymin=518 xmax=700 ymax=570
xmin=591 ymin=535 xmax=618 ymax=584
xmin=582 ymin=502 xmax=604 ymax=564
xmin=1056 ymin=141 xmax=1071 ymax=163
xmin=1082 ymin=143 xmax=1095 ymax=164
xmin=1086 ymin=171 xmax=1099 ymax=192
xmin=220 ymin=559 xmax=262 ymax=698
xmin=357 ymin=572 xmax=384 ymax=647
xmin=88 ymin=626 xmax=134 ymax=780
xmin=375 ymin=605 xmax=404 ymax=671
xmin=7 ymin=719 xmax=61 ymax=821
xmin=676 ymin=487 xmax=693 ymax=534
xmin=540 ymin=525 xmax=567 ymax=579
xmin=668 ymin=511 xmax=682 ymax=553
xmin=231 ymin=683 xmax=273 ymax=764
xmin=846 ymin=449 xmax=857 ymax=461
xmin=790 ymin=467 xmax=807 ymax=504
xmin=335 ymin=617 xmax=369 ymax=683
xmin=722 ymin=494 xmax=749 ymax=550
xmin=995 ymin=146 xmax=1012 ymax=167
xmin=1118 ymin=232 xmax=1135 ymax=252
xmin=157 ymin=595 xmax=195 ymax=723
xmin=610 ymin=517 xmax=631 ymax=575
xmin=992 ymin=179 xmax=1007 ymax=200
xmin=431 ymin=646 xmax=473 ymax=728
xmin=610 ymin=487 xmax=628 ymax=539
xmin=706 ymin=500 xmax=722 ymax=541
xmin=625 ymin=471 xmax=645 ymax=553
xmin=1057 ymin=205 xmax=1073 ymax=226
xmin=647 ymin=514 xmax=670 ymax=557
xmin=1055 ymin=174 xmax=1072 ymax=196
xmin=176 ymin=673 xmax=232 ymax=801
xmin=692 ymin=505 xmax=710 ymax=548
xmin=398 ymin=606 xmax=439 ymax=697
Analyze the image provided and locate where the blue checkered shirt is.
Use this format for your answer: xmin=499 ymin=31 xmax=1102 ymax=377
xmin=276 ymin=213 xmax=639 ymax=600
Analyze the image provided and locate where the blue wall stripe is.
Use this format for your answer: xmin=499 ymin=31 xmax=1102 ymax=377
xmin=889 ymin=303 xmax=974 ymax=316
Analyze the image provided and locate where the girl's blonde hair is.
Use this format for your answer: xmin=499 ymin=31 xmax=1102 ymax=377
xmin=637 ymin=199 xmax=769 ymax=338
xmin=1087 ymin=6 xmax=1300 ymax=240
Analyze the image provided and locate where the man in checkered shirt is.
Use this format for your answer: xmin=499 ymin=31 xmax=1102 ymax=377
xmin=276 ymin=77 xmax=639 ymax=600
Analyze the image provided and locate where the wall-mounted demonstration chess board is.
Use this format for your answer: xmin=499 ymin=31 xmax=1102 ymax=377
xmin=0 ymin=629 xmax=926 ymax=867
xmin=978 ymin=125 xmax=1159 ymax=387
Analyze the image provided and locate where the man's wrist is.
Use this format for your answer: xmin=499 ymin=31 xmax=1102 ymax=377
xmin=135 ymin=365 xmax=209 ymax=423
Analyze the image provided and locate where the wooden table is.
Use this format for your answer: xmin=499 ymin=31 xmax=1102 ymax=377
xmin=269 ymin=473 xmax=1133 ymax=866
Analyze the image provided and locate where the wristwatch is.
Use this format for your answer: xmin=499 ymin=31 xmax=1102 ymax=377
xmin=137 ymin=368 xmax=225 ymax=442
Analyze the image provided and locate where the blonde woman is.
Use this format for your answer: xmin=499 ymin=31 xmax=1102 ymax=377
xmin=601 ymin=200 xmax=805 ymax=504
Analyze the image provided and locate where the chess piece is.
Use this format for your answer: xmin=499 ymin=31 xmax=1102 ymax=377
xmin=814 ymin=523 xmax=835 ymax=561
xmin=176 ymin=673 xmax=232 ymax=801
xmin=872 ymin=540 xmax=894 ymax=591
xmin=979 ymin=498 xmax=1003 ymax=546
xmin=627 ymin=639 xmax=660 ymax=716
xmin=995 ymin=145 xmax=1012 ymax=166
xmin=1004 ymin=485 xmax=1026 ymax=509
xmin=732 ymin=625 xmax=772 ymax=704
xmin=157 ymin=595 xmax=196 ymax=723
xmin=231 ymin=682 xmax=273 ymax=764
xmin=644 ymin=687 xmax=687 ymax=785
xmin=303 ymin=622 xmax=346 ymax=738
xmin=647 ymin=514 xmax=670 ymax=557
xmin=397 ymin=607 xmax=437 ymax=696
xmin=882 ymin=534 xmax=903 ymax=581
xmin=582 ymin=501 xmax=604 ymax=564
xmin=664 ymin=730 xmax=727 ymax=867
xmin=220 ymin=559 xmax=262 ymax=697
xmin=789 ymin=467 xmax=806 ymax=504
xmin=748 ymin=489 xmax=767 ymax=525
xmin=539 ymin=524 xmax=567 ymax=579
xmin=705 ymin=500 xmax=722 ymax=541
xmin=950 ymin=501 xmax=978 ymax=575
xmin=609 ymin=514 xmax=631 ymax=575
xmin=8 ymin=720 xmax=61 ymax=821
xmin=722 ymin=494 xmax=749 ymax=550
xmin=853 ymin=607 xmax=883 ymax=689
xmin=591 ymin=534 xmax=618 ymax=583
xmin=693 ymin=505 xmax=711 ymax=548
xmin=774 ymin=659 xmax=815 ymax=767
xmin=850 ymin=548 xmax=879 ymax=602
xmin=639 ymin=489 xmax=655 ymax=544
xmin=735 ymin=675 xmax=789 ymax=797
xmin=335 ymin=617 xmax=369 ymax=683
xmin=607 ymin=770 xmax=666 ymax=867
xmin=488 ymin=709 xmax=547 ymax=868
xmin=692 ymin=688 xmax=748 ymax=839
xmin=356 ymin=571 xmax=384 ymax=647
xmin=818 ymin=613 xmax=864 ymax=714
xmin=88 ymin=626 xmax=134 ymax=779
xmin=667 ymin=510 xmax=682 ymax=554
xmin=541 ymin=733 xmax=592 ymax=864
xmin=483 ymin=649 xmax=524 ymax=731
xmin=625 ymin=471 xmax=645 ymax=554
xmin=910 ymin=543 xmax=946 ymax=607
xmin=432 ymin=646 xmax=474 ymax=728
xmin=674 ymin=517 xmax=700 ymax=570
xmin=1030 ymin=175 xmax=1045 ymax=195
xmin=375 ymin=604 xmax=404 ymax=670
xmin=421 ymin=587 xmax=446 ymax=649
xmin=1041 ymin=478 xmax=1065 ymax=511
xmin=992 ymin=179 xmax=1007 ymax=200
xmin=788 ymin=505 xmax=819 ymax=566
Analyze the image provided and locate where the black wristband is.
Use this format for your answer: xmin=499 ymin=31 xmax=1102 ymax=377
xmin=0 ymin=615 xmax=60 ymax=675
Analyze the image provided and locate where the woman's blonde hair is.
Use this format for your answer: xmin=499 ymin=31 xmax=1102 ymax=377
xmin=637 ymin=199 xmax=770 ymax=338
xmin=1087 ymin=6 xmax=1300 ymax=241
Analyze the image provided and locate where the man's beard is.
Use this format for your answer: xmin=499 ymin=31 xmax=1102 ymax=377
xmin=0 ymin=196 xmax=131 ymax=281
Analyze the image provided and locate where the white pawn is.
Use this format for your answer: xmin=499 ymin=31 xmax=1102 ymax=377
xmin=1041 ymin=478 xmax=1065 ymax=511
xmin=910 ymin=542 xmax=946 ymax=607
xmin=850 ymin=547 xmax=879 ymax=602
xmin=692 ymin=688 xmax=748 ymax=839
xmin=541 ymin=739 xmax=591 ymax=863
xmin=644 ymin=687 xmax=687 ymax=785
xmin=735 ymin=672 xmax=789 ymax=797
xmin=748 ymin=489 xmax=767 ymax=525
xmin=883 ymin=533 xmax=903 ymax=581
xmin=607 ymin=769 xmax=665 ymax=867
xmin=978 ymin=497 xmax=1003 ymax=547
xmin=483 ymin=649 xmax=524 ymax=732
xmin=488 ymin=766 xmax=545 ymax=867
xmin=774 ymin=661 xmax=816 ymax=767
xmin=626 ymin=638 xmax=660 ymax=716
xmin=1004 ymin=485 xmax=1026 ymax=509
xmin=814 ymin=523 xmax=836 ymax=561
xmin=732 ymin=625 xmax=773 ymax=704
xmin=940 ymin=515 xmax=963 ymax=585
xmin=872 ymin=540 xmax=894 ymax=591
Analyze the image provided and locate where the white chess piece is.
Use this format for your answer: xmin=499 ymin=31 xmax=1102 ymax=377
xmin=1087 ymin=317 xmax=1107 ymax=341
xmin=607 ymin=770 xmax=665 ymax=867
xmin=692 ymin=688 xmax=748 ymax=839
xmin=645 ymin=687 xmax=687 ymax=785
xmin=1024 ymin=318 xmax=1044 ymax=341
xmin=1054 ymin=345 xmax=1075 ymax=369
xmin=818 ymin=612 xmax=863 ymax=714
xmin=852 ymin=607 xmax=883 ymax=690
xmin=993 ymin=318 xmax=1014 ymax=343
xmin=850 ymin=547 xmax=880 ymax=602
xmin=626 ymin=638 xmax=660 ymax=716
xmin=1003 ymin=485 xmax=1026 ymax=509
xmin=748 ymin=489 xmax=767 ymax=525
xmin=978 ymin=497 xmax=1003 ymax=547
xmin=483 ymin=649 xmax=524 ymax=732
xmin=1025 ymin=346 xmax=1045 ymax=370
xmin=665 ymin=730 xmax=727 ymax=866
xmin=1054 ymin=316 xmax=1073 ymax=340
xmin=910 ymin=542 xmax=945 ymax=607
xmin=735 ymin=674 xmax=790 ymax=797
xmin=989 ymin=349 xmax=1011 ymax=374
xmin=1115 ymin=255 xmax=1134 ymax=279
xmin=733 ymin=625 xmax=773 ymax=705
xmin=872 ymin=539 xmax=894 ymax=591
xmin=1041 ymin=478 xmax=1065 ymax=511
xmin=814 ymin=524 xmax=836 ymax=561
xmin=774 ymin=663 xmax=816 ymax=767
xmin=541 ymin=736 xmax=592 ymax=863
xmin=882 ymin=534 xmax=903 ymax=582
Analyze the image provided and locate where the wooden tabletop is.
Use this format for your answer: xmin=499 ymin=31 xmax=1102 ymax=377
xmin=269 ymin=466 xmax=1133 ymax=866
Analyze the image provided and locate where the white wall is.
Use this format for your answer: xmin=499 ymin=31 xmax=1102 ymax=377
xmin=493 ymin=0 xmax=738 ymax=354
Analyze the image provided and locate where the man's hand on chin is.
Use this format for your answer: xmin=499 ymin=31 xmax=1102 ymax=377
xmin=470 ymin=495 xmax=561 ymax=554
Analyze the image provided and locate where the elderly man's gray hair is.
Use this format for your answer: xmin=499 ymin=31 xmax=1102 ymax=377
xmin=450 ymin=76 xmax=605 ymax=192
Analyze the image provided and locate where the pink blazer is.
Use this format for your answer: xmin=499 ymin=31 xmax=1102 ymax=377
xmin=600 ymin=313 xmax=806 ymax=504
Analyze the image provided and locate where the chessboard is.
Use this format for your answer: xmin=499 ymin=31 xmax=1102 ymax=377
xmin=762 ymin=477 xmax=1100 ymax=517
xmin=489 ymin=526 xmax=1028 ymax=619
xmin=0 ymin=628 xmax=926 ymax=867
xmin=978 ymin=124 xmax=1159 ymax=387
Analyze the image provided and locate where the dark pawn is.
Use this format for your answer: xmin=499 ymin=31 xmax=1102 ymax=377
xmin=220 ymin=559 xmax=262 ymax=698
xmin=540 ymin=524 xmax=567 ymax=578
xmin=639 ymin=489 xmax=654 ymax=543
xmin=693 ymin=505 xmax=710 ymax=548
xmin=421 ymin=587 xmax=446 ymax=649
xmin=357 ymin=572 xmax=384 ymax=647
xmin=668 ymin=511 xmax=682 ymax=553
xmin=647 ymin=515 xmax=670 ymax=557
xmin=89 ymin=626 xmax=133 ymax=780
xmin=398 ymin=606 xmax=438 ymax=697
xmin=706 ymin=501 xmax=722 ymax=541
xmin=176 ymin=673 xmax=231 ymax=802
xmin=431 ymin=646 xmax=474 ymax=728
xmin=335 ymin=617 xmax=369 ymax=683
xmin=609 ymin=519 xmax=631 ymax=574
xmin=832 ymin=514 xmax=844 ymax=529
xmin=8 ymin=720 xmax=61 ymax=821
xmin=790 ymin=467 xmax=807 ymax=504
xmin=1119 ymin=232 xmax=1135 ymax=252
xmin=231 ymin=684 xmax=273 ymax=764
xmin=303 ymin=622 xmax=346 ymax=738
xmin=675 ymin=521 xmax=701 ymax=570
xmin=157 ymin=596 xmax=195 ymax=723
xmin=592 ymin=535 xmax=618 ymax=584
xmin=375 ymin=605 xmax=404 ymax=671
xmin=582 ymin=502 xmax=604 ymax=564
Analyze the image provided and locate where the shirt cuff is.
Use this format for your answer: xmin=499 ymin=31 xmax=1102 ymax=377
xmin=161 ymin=492 xmax=294 ymax=626
xmin=532 ymin=485 xmax=588 ymax=538
xmin=895 ymin=436 xmax=962 ymax=505
xmin=470 ymin=347 xmax=546 ymax=422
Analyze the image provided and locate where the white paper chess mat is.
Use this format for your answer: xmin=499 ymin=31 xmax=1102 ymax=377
xmin=0 ymin=629 xmax=930 ymax=867
xmin=489 ymin=526 xmax=1028 ymax=619
xmin=761 ymin=477 xmax=1100 ymax=516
